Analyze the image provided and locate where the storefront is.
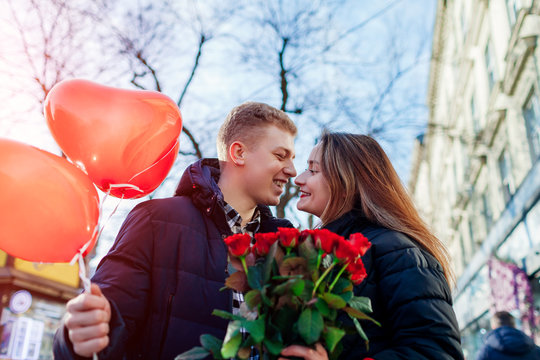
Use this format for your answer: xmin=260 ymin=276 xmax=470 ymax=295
xmin=454 ymin=197 xmax=540 ymax=358
xmin=0 ymin=252 xmax=80 ymax=359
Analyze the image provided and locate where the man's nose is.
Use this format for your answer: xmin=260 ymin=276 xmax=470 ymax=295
xmin=284 ymin=160 xmax=297 ymax=178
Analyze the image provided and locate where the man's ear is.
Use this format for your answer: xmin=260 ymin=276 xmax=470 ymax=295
xmin=229 ymin=141 xmax=246 ymax=166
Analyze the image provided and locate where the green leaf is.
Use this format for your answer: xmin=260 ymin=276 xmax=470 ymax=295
xmin=221 ymin=321 xmax=243 ymax=358
xmin=264 ymin=241 xmax=279 ymax=282
xmin=315 ymin=298 xmax=330 ymax=317
xmin=200 ymin=334 xmax=223 ymax=359
xmin=323 ymin=326 xmax=346 ymax=353
xmin=247 ymin=263 xmax=265 ymax=290
xmin=273 ymin=306 xmax=299 ymax=342
xmin=273 ymin=278 xmax=305 ymax=297
xmin=338 ymin=290 xmax=353 ymax=303
xmin=263 ymin=338 xmax=285 ymax=355
xmin=175 ymin=346 xmax=210 ymax=360
xmin=298 ymin=308 xmax=324 ymax=344
xmin=327 ymin=308 xmax=337 ymax=321
xmin=243 ymin=316 xmax=265 ymax=343
xmin=331 ymin=277 xmax=352 ymax=294
xmin=352 ymin=317 xmax=370 ymax=350
xmin=244 ymin=290 xmax=262 ymax=310
xmin=298 ymin=239 xmax=318 ymax=273
xmin=291 ymin=279 xmax=305 ymax=296
xmin=212 ymin=309 xmax=243 ymax=321
xmin=348 ymin=296 xmax=373 ymax=314
xmin=343 ymin=307 xmax=380 ymax=326
xmin=322 ymin=292 xmax=347 ymax=309
xmin=299 ymin=280 xmax=314 ymax=302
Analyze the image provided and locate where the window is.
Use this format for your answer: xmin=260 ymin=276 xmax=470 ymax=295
xmin=498 ymin=148 xmax=516 ymax=203
xmin=523 ymin=88 xmax=540 ymax=161
xmin=485 ymin=41 xmax=497 ymax=93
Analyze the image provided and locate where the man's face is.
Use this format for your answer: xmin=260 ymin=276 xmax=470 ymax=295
xmin=242 ymin=125 xmax=296 ymax=206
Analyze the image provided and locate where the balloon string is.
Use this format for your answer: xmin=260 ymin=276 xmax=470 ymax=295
xmin=94 ymin=192 xmax=125 ymax=243
xmin=126 ymin=140 xmax=178 ymax=183
xmin=107 ymin=183 xmax=144 ymax=192
xmin=69 ymin=188 xmax=111 ymax=266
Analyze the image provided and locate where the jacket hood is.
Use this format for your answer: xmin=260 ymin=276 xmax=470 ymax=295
xmin=485 ymin=326 xmax=536 ymax=355
xmin=174 ymin=158 xmax=277 ymax=221
xmin=175 ymin=158 xmax=223 ymax=212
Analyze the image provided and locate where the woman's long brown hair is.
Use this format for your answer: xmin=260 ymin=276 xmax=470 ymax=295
xmin=319 ymin=131 xmax=455 ymax=286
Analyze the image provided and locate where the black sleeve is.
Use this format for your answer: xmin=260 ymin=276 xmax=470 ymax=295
xmin=371 ymin=232 xmax=464 ymax=360
xmin=53 ymin=202 xmax=155 ymax=359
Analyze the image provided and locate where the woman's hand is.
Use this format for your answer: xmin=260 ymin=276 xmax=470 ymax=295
xmin=279 ymin=343 xmax=328 ymax=360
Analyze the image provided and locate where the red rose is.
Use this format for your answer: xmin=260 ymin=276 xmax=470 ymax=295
xmin=224 ymin=233 xmax=252 ymax=257
xmin=300 ymin=229 xmax=316 ymax=242
xmin=278 ymin=227 xmax=300 ymax=248
xmin=349 ymin=233 xmax=371 ymax=256
xmin=348 ymin=257 xmax=367 ymax=285
xmin=334 ymin=237 xmax=358 ymax=263
xmin=312 ymin=229 xmax=340 ymax=254
xmin=253 ymin=232 xmax=279 ymax=256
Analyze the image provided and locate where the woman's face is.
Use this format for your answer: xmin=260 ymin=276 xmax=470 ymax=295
xmin=294 ymin=144 xmax=331 ymax=218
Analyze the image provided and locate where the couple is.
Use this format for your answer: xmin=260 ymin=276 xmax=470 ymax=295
xmin=53 ymin=102 xmax=464 ymax=360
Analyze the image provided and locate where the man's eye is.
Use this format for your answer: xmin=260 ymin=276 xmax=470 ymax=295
xmin=276 ymin=153 xmax=285 ymax=159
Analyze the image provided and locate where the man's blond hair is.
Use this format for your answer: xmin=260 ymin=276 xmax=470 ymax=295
xmin=217 ymin=102 xmax=297 ymax=160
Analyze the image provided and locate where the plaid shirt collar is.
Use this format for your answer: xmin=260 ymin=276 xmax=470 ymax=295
xmin=222 ymin=202 xmax=261 ymax=236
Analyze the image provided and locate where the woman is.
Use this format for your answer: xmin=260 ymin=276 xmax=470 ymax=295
xmin=281 ymin=132 xmax=464 ymax=360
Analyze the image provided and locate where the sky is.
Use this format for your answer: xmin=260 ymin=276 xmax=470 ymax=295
xmin=0 ymin=0 xmax=438 ymax=271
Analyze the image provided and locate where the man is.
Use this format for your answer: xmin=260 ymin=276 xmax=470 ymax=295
xmin=53 ymin=102 xmax=297 ymax=359
xmin=476 ymin=311 xmax=540 ymax=360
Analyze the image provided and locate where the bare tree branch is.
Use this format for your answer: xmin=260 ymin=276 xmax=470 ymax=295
xmin=177 ymin=34 xmax=206 ymax=108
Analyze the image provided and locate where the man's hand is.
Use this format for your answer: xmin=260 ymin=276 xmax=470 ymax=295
xmin=279 ymin=343 xmax=329 ymax=360
xmin=65 ymin=283 xmax=111 ymax=357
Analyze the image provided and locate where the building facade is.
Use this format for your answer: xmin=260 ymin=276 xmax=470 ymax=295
xmin=0 ymin=252 xmax=80 ymax=359
xmin=409 ymin=0 xmax=540 ymax=358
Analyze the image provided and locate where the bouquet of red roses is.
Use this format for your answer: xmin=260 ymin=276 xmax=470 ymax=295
xmin=176 ymin=228 xmax=379 ymax=360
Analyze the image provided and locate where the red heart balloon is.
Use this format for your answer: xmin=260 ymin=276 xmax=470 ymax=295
xmin=44 ymin=79 xmax=182 ymax=198
xmin=0 ymin=138 xmax=99 ymax=262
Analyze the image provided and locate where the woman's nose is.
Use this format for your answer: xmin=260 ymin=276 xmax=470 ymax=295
xmin=294 ymin=171 xmax=306 ymax=186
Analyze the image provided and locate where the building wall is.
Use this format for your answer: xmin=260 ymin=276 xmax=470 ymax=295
xmin=410 ymin=0 xmax=540 ymax=358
